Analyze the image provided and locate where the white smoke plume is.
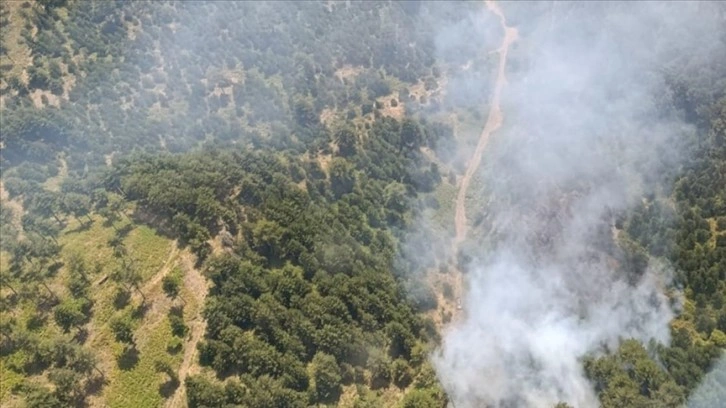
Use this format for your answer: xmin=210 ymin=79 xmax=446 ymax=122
xmin=430 ymin=2 xmax=725 ymax=407
xmin=686 ymin=354 xmax=726 ymax=408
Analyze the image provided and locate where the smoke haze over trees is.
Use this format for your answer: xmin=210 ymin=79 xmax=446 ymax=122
xmin=0 ymin=1 xmax=725 ymax=408
xmin=430 ymin=2 xmax=726 ymax=408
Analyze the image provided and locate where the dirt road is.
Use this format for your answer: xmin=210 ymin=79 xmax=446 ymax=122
xmin=449 ymin=1 xmax=517 ymax=314
xmin=454 ymin=0 xmax=517 ymax=247
xmin=165 ymin=253 xmax=209 ymax=408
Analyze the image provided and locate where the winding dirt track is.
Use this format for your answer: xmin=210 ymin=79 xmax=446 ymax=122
xmin=448 ymin=1 xmax=516 ymax=316
xmin=454 ymin=0 xmax=517 ymax=247
xmin=166 ymin=252 xmax=208 ymax=408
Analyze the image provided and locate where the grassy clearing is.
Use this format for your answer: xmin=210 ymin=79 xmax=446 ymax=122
xmin=125 ymin=225 xmax=173 ymax=281
xmin=58 ymin=215 xmax=120 ymax=269
xmin=103 ymin=258 xmax=201 ymax=407
xmin=58 ymin=215 xmax=127 ymax=324
xmin=57 ymin=215 xmax=172 ymax=319
xmin=104 ymin=307 xmax=180 ymax=408
xmin=1 ymin=210 xmax=180 ymax=408
xmin=430 ymin=180 xmax=457 ymax=234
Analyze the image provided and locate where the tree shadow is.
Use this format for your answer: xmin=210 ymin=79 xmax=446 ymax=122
xmin=370 ymin=375 xmax=390 ymax=391
xmin=130 ymin=207 xmax=177 ymax=240
xmin=37 ymin=293 xmax=60 ymax=311
xmin=0 ymin=292 xmax=20 ymax=309
xmin=117 ymin=346 xmax=140 ymax=370
xmin=24 ymin=358 xmax=51 ymax=376
xmin=317 ymin=387 xmax=343 ymax=405
xmin=102 ymin=218 xmax=116 ymax=229
xmin=47 ymin=261 xmax=64 ymax=277
xmin=66 ymin=221 xmax=92 ymax=234
xmin=84 ymin=373 xmax=108 ymax=396
xmin=74 ymin=327 xmax=89 ymax=344
xmin=25 ymin=312 xmax=47 ymax=331
xmin=158 ymin=377 xmax=180 ymax=398
xmin=166 ymin=338 xmax=183 ymax=355
xmin=168 ymin=305 xmax=184 ymax=317
xmin=116 ymin=223 xmax=134 ymax=238
xmin=113 ymin=288 xmax=131 ymax=310
xmin=131 ymin=301 xmax=149 ymax=320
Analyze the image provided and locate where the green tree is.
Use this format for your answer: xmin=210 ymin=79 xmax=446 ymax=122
xmin=110 ymin=262 xmax=145 ymax=302
xmin=368 ymin=350 xmax=392 ymax=389
xmin=21 ymin=385 xmax=62 ymax=408
xmin=53 ymin=298 xmax=89 ymax=333
xmin=70 ymin=348 xmax=104 ymax=378
xmin=250 ymin=219 xmax=285 ymax=261
xmin=400 ymin=119 xmax=422 ymax=150
xmin=335 ymin=126 xmax=357 ymax=157
xmin=186 ymin=375 xmax=227 ymax=408
xmin=397 ymin=389 xmax=439 ymax=408
xmin=391 ymin=358 xmax=413 ymax=388
xmin=110 ymin=316 xmax=135 ymax=346
xmin=22 ymin=214 xmax=60 ymax=245
xmin=329 ymin=158 xmax=355 ymax=198
xmin=48 ymin=368 xmax=84 ymax=405
xmin=311 ymin=352 xmax=341 ymax=403
xmin=62 ymin=193 xmax=93 ymax=225
xmin=162 ymin=272 xmax=184 ymax=305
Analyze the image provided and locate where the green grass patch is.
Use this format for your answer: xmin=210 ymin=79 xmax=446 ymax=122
xmin=430 ymin=180 xmax=457 ymax=234
xmin=58 ymin=214 xmax=120 ymax=271
xmin=103 ymin=307 xmax=182 ymax=407
xmin=56 ymin=215 xmax=173 ymax=322
xmin=1 ymin=212 xmax=180 ymax=407
xmin=124 ymin=225 xmax=173 ymax=282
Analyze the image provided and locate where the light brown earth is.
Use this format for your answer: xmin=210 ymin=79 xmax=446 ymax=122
xmin=165 ymin=252 xmax=209 ymax=408
xmin=449 ymin=0 xmax=517 ymax=318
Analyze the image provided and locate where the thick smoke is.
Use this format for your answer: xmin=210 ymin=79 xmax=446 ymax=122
xmin=686 ymin=354 xmax=726 ymax=408
xmin=430 ymin=2 xmax=724 ymax=407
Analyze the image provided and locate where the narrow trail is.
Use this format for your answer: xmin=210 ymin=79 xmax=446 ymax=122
xmin=166 ymin=252 xmax=209 ymax=408
xmin=451 ymin=0 xmax=517 ymax=303
xmin=141 ymin=242 xmax=180 ymax=294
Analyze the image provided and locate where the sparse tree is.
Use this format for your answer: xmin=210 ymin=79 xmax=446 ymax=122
xmin=110 ymin=316 xmax=135 ymax=346
xmin=162 ymin=273 xmax=184 ymax=305
xmin=66 ymin=252 xmax=89 ymax=282
xmin=22 ymin=214 xmax=60 ymax=245
xmin=154 ymin=359 xmax=179 ymax=383
xmin=53 ymin=298 xmax=90 ymax=333
xmin=31 ymin=191 xmax=64 ymax=226
xmin=48 ymin=368 xmax=84 ymax=405
xmin=70 ymin=348 xmax=104 ymax=378
xmin=63 ymin=193 xmax=93 ymax=225
xmin=27 ymin=263 xmax=59 ymax=303
xmin=110 ymin=263 xmax=145 ymax=303
xmin=21 ymin=384 xmax=62 ymax=408
xmin=0 ymin=272 xmax=19 ymax=297
xmin=67 ymin=272 xmax=90 ymax=299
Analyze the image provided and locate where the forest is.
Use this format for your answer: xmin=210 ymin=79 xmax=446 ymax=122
xmin=1 ymin=1 xmax=724 ymax=408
